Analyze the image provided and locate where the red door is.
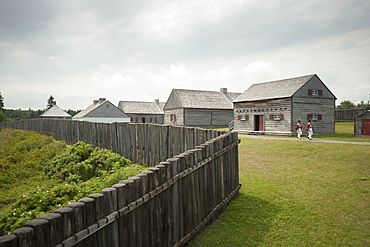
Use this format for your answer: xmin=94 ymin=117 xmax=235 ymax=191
xmin=254 ymin=115 xmax=264 ymax=131
xmin=259 ymin=115 xmax=264 ymax=131
xmin=363 ymin=119 xmax=370 ymax=135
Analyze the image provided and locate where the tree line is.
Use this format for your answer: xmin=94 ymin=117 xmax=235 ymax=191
xmin=338 ymin=99 xmax=370 ymax=108
xmin=0 ymin=93 xmax=80 ymax=122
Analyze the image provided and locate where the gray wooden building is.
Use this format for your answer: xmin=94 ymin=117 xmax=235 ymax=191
xmin=73 ymin=98 xmax=130 ymax=123
xmin=118 ymin=99 xmax=165 ymax=124
xmin=354 ymin=110 xmax=370 ymax=137
xmin=164 ymin=88 xmax=241 ymax=128
xmin=233 ymin=74 xmax=337 ymax=135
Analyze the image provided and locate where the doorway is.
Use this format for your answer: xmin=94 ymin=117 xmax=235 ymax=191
xmin=363 ymin=119 xmax=370 ymax=135
xmin=142 ymin=117 xmax=146 ymax=123
xmin=254 ymin=115 xmax=264 ymax=131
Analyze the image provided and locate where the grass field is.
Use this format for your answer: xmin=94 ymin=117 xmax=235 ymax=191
xmin=188 ymin=123 xmax=370 ymax=246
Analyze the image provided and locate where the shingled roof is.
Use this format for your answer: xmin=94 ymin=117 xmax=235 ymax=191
xmin=73 ymin=98 xmax=107 ymax=118
xmin=73 ymin=98 xmax=129 ymax=119
xmin=40 ymin=104 xmax=71 ymax=118
xmin=234 ymin=74 xmax=316 ymax=102
xmin=165 ymin=88 xmax=241 ymax=110
xmin=118 ymin=100 xmax=165 ymax=114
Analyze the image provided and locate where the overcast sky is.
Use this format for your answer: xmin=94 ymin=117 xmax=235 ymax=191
xmin=1 ymin=0 xmax=369 ymax=110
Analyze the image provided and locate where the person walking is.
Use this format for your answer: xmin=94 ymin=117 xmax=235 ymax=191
xmin=306 ymin=119 xmax=313 ymax=140
xmin=296 ymin=120 xmax=302 ymax=140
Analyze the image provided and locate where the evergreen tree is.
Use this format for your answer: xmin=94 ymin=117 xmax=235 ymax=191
xmin=0 ymin=92 xmax=4 ymax=111
xmin=0 ymin=110 xmax=7 ymax=122
xmin=47 ymin=95 xmax=55 ymax=109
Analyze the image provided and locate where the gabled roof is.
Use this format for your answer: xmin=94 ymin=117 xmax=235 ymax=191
xmin=165 ymin=88 xmax=241 ymax=110
xmin=73 ymin=98 xmax=129 ymax=119
xmin=40 ymin=104 xmax=71 ymax=118
xmin=118 ymin=100 xmax=165 ymax=114
xmin=234 ymin=74 xmax=316 ymax=102
xmin=354 ymin=109 xmax=370 ymax=119
xmin=73 ymin=100 xmax=104 ymax=119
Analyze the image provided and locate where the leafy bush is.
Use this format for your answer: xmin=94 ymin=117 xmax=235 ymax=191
xmin=0 ymin=164 xmax=145 ymax=235
xmin=44 ymin=141 xmax=131 ymax=183
xmin=0 ymin=130 xmax=147 ymax=235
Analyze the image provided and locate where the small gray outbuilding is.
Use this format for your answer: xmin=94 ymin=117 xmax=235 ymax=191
xmin=118 ymin=99 xmax=165 ymax=124
xmin=73 ymin=98 xmax=130 ymax=123
xmin=354 ymin=110 xmax=370 ymax=137
xmin=39 ymin=102 xmax=72 ymax=119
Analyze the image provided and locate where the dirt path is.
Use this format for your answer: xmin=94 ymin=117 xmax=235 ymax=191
xmin=238 ymin=134 xmax=370 ymax=145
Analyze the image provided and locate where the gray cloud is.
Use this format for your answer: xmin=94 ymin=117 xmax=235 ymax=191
xmin=1 ymin=0 xmax=369 ymax=109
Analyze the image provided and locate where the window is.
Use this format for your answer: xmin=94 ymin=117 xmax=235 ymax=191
xmin=308 ymin=114 xmax=322 ymax=120
xmin=130 ymin=117 xmax=138 ymax=123
xmin=308 ymin=89 xmax=323 ymax=96
xmin=237 ymin=115 xmax=249 ymax=120
xmin=241 ymin=115 xmax=249 ymax=121
xmin=149 ymin=117 xmax=158 ymax=123
xmin=269 ymin=114 xmax=284 ymax=120
xmin=170 ymin=114 xmax=177 ymax=122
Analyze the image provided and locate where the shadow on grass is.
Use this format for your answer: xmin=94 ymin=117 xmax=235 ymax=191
xmin=188 ymin=192 xmax=279 ymax=247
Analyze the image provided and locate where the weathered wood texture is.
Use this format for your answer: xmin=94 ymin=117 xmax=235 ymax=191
xmin=335 ymin=107 xmax=369 ymax=122
xmin=0 ymin=119 xmax=240 ymax=247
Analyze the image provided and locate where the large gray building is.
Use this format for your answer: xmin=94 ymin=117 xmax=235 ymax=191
xmin=233 ymin=74 xmax=336 ymax=135
xmin=164 ymin=88 xmax=241 ymax=128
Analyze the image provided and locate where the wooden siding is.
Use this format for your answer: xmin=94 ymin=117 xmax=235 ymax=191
xmin=293 ymin=75 xmax=336 ymax=99
xmin=183 ymin=109 xmax=233 ymax=128
xmin=234 ymin=98 xmax=292 ymax=133
xmin=335 ymin=107 xmax=369 ymax=122
xmin=354 ymin=110 xmax=370 ymax=137
xmin=292 ymin=97 xmax=335 ymax=134
xmin=81 ymin=101 xmax=129 ymax=118
xmin=128 ymin=114 xmax=164 ymax=124
xmin=163 ymin=91 xmax=182 ymax=110
xmin=164 ymin=108 xmax=184 ymax=125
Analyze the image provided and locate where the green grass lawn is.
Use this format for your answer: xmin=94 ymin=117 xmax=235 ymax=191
xmin=188 ymin=123 xmax=370 ymax=246
xmin=315 ymin=121 xmax=370 ymax=142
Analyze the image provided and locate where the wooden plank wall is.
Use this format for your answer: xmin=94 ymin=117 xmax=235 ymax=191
xmin=0 ymin=119 xmax=240 ymax=247
xmin=335 ymin=107 xmax=368 ymax=122
xmin=0 ymin=119 xmax=221 ymax=167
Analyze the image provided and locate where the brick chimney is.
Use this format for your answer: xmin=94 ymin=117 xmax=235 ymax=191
xmin=220 ymin=88 xmax=227 ymax=93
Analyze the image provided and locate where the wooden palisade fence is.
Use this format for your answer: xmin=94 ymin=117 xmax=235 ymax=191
xmin=0 ymin=119 xmax=240 ymax=247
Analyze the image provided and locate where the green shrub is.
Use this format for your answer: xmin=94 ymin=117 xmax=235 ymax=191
xmin=0 ymin=130 xmax=147 ymax=235
xmin=44 ymin=141 xmax=131 ymax=183
xmin=0 ymin=164 xmax=145 ymax=235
